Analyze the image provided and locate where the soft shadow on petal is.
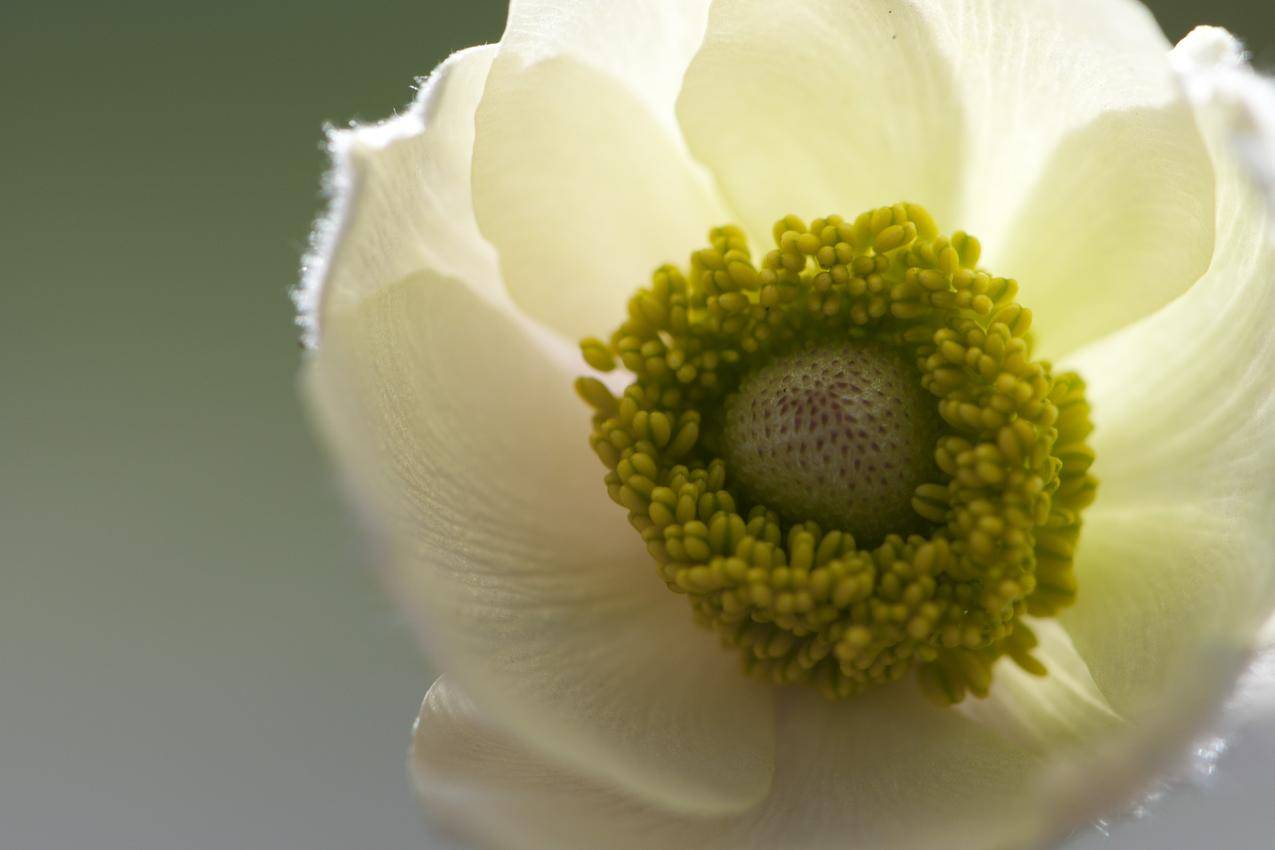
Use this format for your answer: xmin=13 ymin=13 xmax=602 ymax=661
xmin=675 ymin=0 xmax=966 ymax=245
xmin=995 ymin=102 xmax=1214 ymax=358
xmin=909 ymin=0 xmax=1179 ymax=252
xmin=306 ymin=272 xmax=774 ymax=816
xmin=1059 ymin=119 xmax=1275 ymax=719
xmin=297 ymin=46 xmax=501 ymax=347
xmin=473 ymin=8 xmax=730 ymax=341
xmin=412 ymin=676 xmax=1045 ymax=850
xmin=411 ymin=676 xmax=723 ymax=850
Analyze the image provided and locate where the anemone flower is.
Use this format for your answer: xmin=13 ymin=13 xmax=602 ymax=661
xmin=297 ymin=3 xmax=1275 ymax=848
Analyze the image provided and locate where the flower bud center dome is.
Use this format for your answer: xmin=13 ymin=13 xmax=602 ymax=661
xmin=723 ymin=342 xmax=938 ymax=547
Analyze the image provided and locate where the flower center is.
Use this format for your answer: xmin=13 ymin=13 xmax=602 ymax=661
xmin=722 ymin=341 xmax=939 ymax=547
xmin=576 ymin=204 xmax=1097 ymax=704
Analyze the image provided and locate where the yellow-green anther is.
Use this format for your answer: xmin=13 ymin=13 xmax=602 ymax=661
xmin=577 ymin=203 xmax=1097 ymax=705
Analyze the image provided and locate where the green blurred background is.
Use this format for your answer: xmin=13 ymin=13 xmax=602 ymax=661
xmin=2 ymin=2 xmax=1271 ymax=848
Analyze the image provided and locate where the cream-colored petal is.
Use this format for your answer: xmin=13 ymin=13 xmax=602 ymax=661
xmin=411 ymin=676 xmax=707 ymax=850
xmin=306 ymin=272 xmax=774 ymax=815
xmin=957 ymin=618 xmax=1120 ymax=752
xmin=675 ymin=0 xmax=966 ymax=244
xmin=906 ymin=1 xmax=1216 ymax=357
xmin=993 ymin=102 xmax=1215 ymax=357
xmin=1059 ymin=112 xmax=1275 ymax=717
xmin=413 ymin=675 xmax=1051 ymax=850
xmin=499 ymin=0 xmax=711 ymax=127
xmin=910 ymin=0 xmax=1178 ymax=246
xmin=300 ymin=28 xmax=772 ymax=813
xmin=472 ymin=5 xmax=728 ymax=341
xmin=296 ymin=46 xmax=501 ymax=347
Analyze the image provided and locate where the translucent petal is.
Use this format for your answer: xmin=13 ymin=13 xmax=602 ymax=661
xmin=957 ymin=618 xmax=1121 ymax=752
xmin=909 ymin=0 xmax=1178 ymax=247
xmin=499 ymin=0 xmax=712 ymax=127
xmin=994 ymin=102 xmax=1214 ymax=357
xmin=675 ymin=0 xmax=965 ymax=244
xmin=472 ymin=6 xmax=729 ymax=340
xmin=902 ymin=1 xmax=1216 ymax=357
xmin=412 ymin=676 xmax=1046 ymax=850
xmin=296 ymin=46 xmax=501 ymax=346
xmin=305 ymin=272 xmax=774 ymax=815
xmin=1060 ymin=122 xmax=1275 ymax=717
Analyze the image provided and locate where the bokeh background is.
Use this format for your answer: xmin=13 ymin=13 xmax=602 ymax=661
xmin=3 ymin=2 xmax=1273 ymax=848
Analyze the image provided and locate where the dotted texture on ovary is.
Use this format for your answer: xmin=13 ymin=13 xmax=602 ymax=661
xmin=722 ymin=342 xmax=939 ymax=546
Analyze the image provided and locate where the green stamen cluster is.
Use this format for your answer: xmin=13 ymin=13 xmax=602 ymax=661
xmin=576 ymin=203 xmax=1097 ymax=703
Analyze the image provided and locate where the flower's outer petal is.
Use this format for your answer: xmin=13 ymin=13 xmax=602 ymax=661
xmin=412 ymin=676 xmax=1047 ymax=850
xmin=1059 ymin=94 xmax=1275 ymax=721
xmin=411 ymin=676 xmax=702 ymax=850
xmin=909 ymin=0 xmax=1175 ymax=242
xmin=296 ymin=46 xmax=501 ymax=347
xmin=906 ymin=0 xmax=1215 ymax=358
xmin=498 ymin=0 xmax=711 ymax=128
xmin=306 ymin=271 xmax=774 ymax=816
xmin=956 ymin=618 xmax=1121 ymax=752
xmin=993 ymin=102 xmax=1214 ymax=358
xmin=675 ymin=0 xmax=966 ymax=244
xmin=1173 ymin=27 xmax=1275 ymax=232
xmin=471 ymin=1 xmax=730 ymax=341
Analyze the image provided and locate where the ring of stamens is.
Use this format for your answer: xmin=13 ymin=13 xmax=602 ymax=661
xmin=576 ymin=203 xmax=1097 ymax=703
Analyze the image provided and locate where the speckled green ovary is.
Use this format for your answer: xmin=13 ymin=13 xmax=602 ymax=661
xmin=576 ymin=204 xmax=1097 ymax=704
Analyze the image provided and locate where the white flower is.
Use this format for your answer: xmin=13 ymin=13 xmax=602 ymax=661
xmin=296 ymin=2 xmax=1275 ymax=848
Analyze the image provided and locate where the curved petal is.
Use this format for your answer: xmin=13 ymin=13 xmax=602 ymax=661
xmin=956 ymin=618 xmax=1121 ymax=752
xmin=994 ymin=102 xmax=1215 ymax=358
xmin=412 ymin=676 xmax=1048 ymax=850
xmin=305 ymin=271 xmax=773 ymax=815
xmin=296 ymin=46 xmax=501 ymax=347
xmin=675 ymin=0 xmax=966 ymax=242
xmin=412 ymin=676 xmax=709 ymax=850
xmin=908 ymin=0 xmax=1177 ymax=244
xmin=1059 ymin=109 xmax=1275 ymax=718
xmin=499 ymin=0 xmax=711 ymax=127
xmin=903 ymin=0 xmax=1216 ymax=357
xmin=472 ymin=3 xmax=729 ymax=341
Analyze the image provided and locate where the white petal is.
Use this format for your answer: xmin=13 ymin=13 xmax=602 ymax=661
xmin=412 ymin=676 xmax=1050 ymax=850
xmin=296 ymin=46 xmax=501 ymax=347
xmin=1059 ymin=105 xmax=1275 ymax=717
xmin=411 ymin=676 xmax=699 ymax=850
xmin=993 ymin=101 xmax=1215 ymax=357
xmin=1173 ymin=26 xmax=1275 ymax=234
xmin=472 ymin=5 xmax=729 ymax=340
xmin=909 ymin=0 xmax=1178 ymax=247
xmin=956 ymin=618 xmax=1121 ymax=752
xmin=305 ymin=271 xmax=774 ymax=815
xmin=675 ymin=0 xmax=966 ymax=243
xmin=499 ymin=0 xmax=712 ymax=128
xmin=741 ymin=688 xmax=1041 ymax=849
xmin=904 ymin=1 xmax=1217 ymax=357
